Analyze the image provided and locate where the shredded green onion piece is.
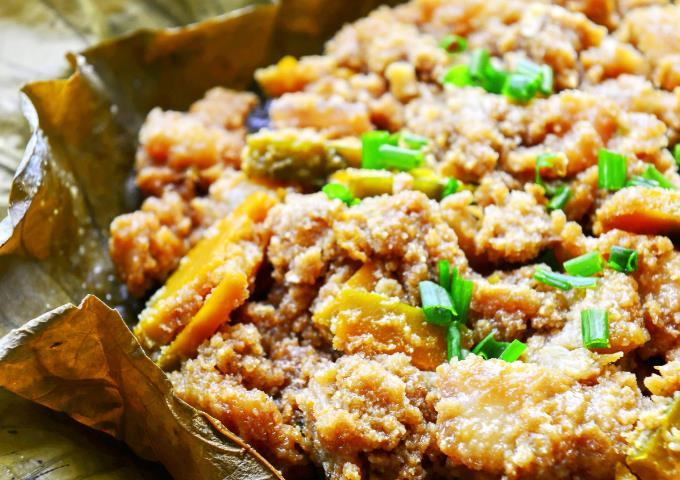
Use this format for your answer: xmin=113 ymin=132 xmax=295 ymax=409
xmin=447 ymin=324 xmax=463 ymax=361
xmin=499 ymin=339 xmax=527 ymax=362
xmin=472 ymin=333 xmax=508 ymax=360
xmin=563 ymin=251 xmax=604 ymax=277
xmin=581 ymin=309 xmax=610 ymax=349
xmin=442 ymin=64 xmax=472 ymax=87
xmin=438 ymin=260 xmax=451 ymax=290
xmin=469 ymin=49 xmax=491 ymax=81
xmin=361 ymin=131 xmax=391 ymax=169
xmin=674 ymin=145 xmax=680 ymax=169
xmin=535 ymin=153 xmax=557 ymax=191
xmin=642 ymin=164 xmax=676 ymax=190
xmin=533 ymin=268 xmax=598 ymax=291
xmin=502 ymin=73 xmax=540 ymax=103
xmin=597 ymin=149 xmax=627 ymax=190
xmin=419 ymin=281 xmax=455 ymax=326
xmin=377 ymin=144 xmax=424 ymax=171
xmin=450 ymin=268 xmax=474 ymax=325
xmin=439 ymin=34 xmax=468 ymax=54
xmin=472 ymin=334 xmax=525 ymax=362
xmin=400 ymin=132 xmax=429 ymax=150
xmin=548 ymin=185 xmax=571 ymax=211
xmin=441 ymin=178 xmax=459 ymax=199
xmin=322 ymin=183 xmax=357 ymax=206
xmin=627 ymin=175 xmax=660 ymax=188
xmin=608 ymin=246 xmax=638 ymax=273
xmin=539 ymin=65 xmax=554 ymax=95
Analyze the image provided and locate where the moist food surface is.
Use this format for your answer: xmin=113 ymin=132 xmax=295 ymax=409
xmin=109 ymin=1 xmax=680 ymax=478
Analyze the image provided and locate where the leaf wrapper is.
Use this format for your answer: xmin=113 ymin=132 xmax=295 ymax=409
xmin=0 ymin=295 xmax=282 ymax=480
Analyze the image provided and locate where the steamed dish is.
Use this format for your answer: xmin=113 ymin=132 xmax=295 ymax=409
xmin=108 ymin=1 xmax=680 ymax=478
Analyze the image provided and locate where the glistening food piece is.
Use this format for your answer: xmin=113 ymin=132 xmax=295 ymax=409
xmin=3 ymin=0 xmax=680 ymax=479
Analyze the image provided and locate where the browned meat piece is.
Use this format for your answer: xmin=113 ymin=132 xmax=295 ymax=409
xmin=188 ymin=87 xmax=258 ymax=130
xmin=617 ymin=4 xmax=680 ymax=90
xmin=474 ymin=186 xmax=556 ymax=264
xmin=269 ymin=93 xmax=373 ymax=138
xmin=297 ymin=354 xmax=434 ymax=480
xmin=109 ymin=191 xmax=192 ymax=297
xmin=435 ymin=355 xmax=641 ymax=479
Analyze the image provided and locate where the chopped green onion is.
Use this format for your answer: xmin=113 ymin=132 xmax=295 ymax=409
xmin=469 ymin=49 xmax=491 ymax=81
xmin=447 ymin=324 xmax=463 ymax=361
xmin=438 ymin=260 xmax=451 ymax=290
xmin=674 ymin=145 xmax=680 ymax=169
xmin=443 ymin=64 xmax=472 ymax=87
xmin=597 ymin=149 xmax=627 ymax=190
xmin=481 ymin=64 xmax=507 ymax=94
xmin=547 ymin=185 xmax=571 ymax=211
xmin=538 ymin=65 xmax=554 ymax=96
xmin=451 ymin=270 xmax=474 ymax=324
xmin=627 ymin=175 xmax=660 ymax=188
xmin=533 ymin=268 xmax=598 ymax=291
xmin=563 ymin=251 xmax=604 ymax=277
xmin=441 ymin=178 xmax=459 ymax=199
xmin=440 ymin=34 xmax=468 ymax=54
xmin=608 ymin=246 xmax=638 ymax=273
xmin=515 ymin=59 xmax=542 ymax=77
xmin=642 ymin=164 xmax=676 ymax=190
xmin=535 ymin=153 xmax=556 ymax=189
xmin=400 ymin=132 xmax=429 ymax=150
xmin=378 ymin=144 xmax=424 ymax=171
xmin=499 ymin=339 xmax=527 ymax=362
xmin=502 ymin=73 xmax=540 ymax=103
xmin=419 ymin=281 xmax=455 ymax=326
xmin=361 ymin=131 xmax=391 ymax=169
xmin=322 ymin=183 xmax=356 ymax=206
xmin=472 ymin=333 xmax=508 ymax=360
xmin=581 ymin=309 xmax=610 ymax=349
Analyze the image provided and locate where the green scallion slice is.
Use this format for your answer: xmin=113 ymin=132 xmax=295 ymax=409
xmin=378 ymin=144 xmax=424 ymax=171
xmin=608 ymin=246 xmax=638 ymax=273
xmin=674 ymin=144 xmax=680 ymax=169
xmin=597 ymin=149 xmax=627 ymax=190
xmin=451 ymin=272 xmax=474 ymax=325
xmin=322 ymin=183 xmax=356 ymax=206
xmin=439 ymin=34 xmax=468 ymax=54
xmin=469 ymin=49 xmax=491 ymax=80
xmin=499 ymin=339 xmax=527 ymax=362
xmin=547 ymin=185 xmax=571 ymax=211
xmin=581 ymin=309 xmax=610 ymax=349
xmin=627 ymin=175 xmax=660 ymax=188
xmin=539 ymin=65 xmax=554 ymax=95
xmin=361 ymin=131 xmax=391 ymax=169
xmin=642 ymin=164 xmax=675 ymax=190
xmin=472 ymin=333 xmax=507 ymax=360
xmin=400 ymin=132 xmax=429 ymax=150
xmin=533 ymin=268 xmax=598 ymax=291
xmin=447 ymin=323 xmax=463 ymax=361
xmin=419 ymin=280 xmax=455 ymax=326
xmin=535 ymin=153 xmax=556 ymax=189
xmin=502 ymin=73 xmax=540 ymax=103
xmin=438 ymin=259 xmax=451 ymax=290
xmin=563 ymin=251 xmax=604 ymax=277
xmin=441 ymin=178 xmax=459 ymax=199
xmin=442 ymin=64 xmax=472 ymax=87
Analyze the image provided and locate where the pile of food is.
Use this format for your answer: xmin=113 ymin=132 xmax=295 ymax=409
xmin=108 ymin=1 xmax=680 ymax=478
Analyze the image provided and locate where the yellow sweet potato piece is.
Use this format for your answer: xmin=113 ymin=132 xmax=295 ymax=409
xmin=627 ymin=396 xmax=680 ymax=480
xmin=157 ymin=243 xmax=258 ymax=370
xmin=594 ymin=186 xmax=680 ymax=235
xmin=134 ymin=192 xmax=278 ymax=353
xmin=318 ymin=287 xmax=447 ymax=370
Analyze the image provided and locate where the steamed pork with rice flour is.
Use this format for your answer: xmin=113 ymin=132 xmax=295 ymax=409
xmin=109 ymin=0 xmax=680 ymax=478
